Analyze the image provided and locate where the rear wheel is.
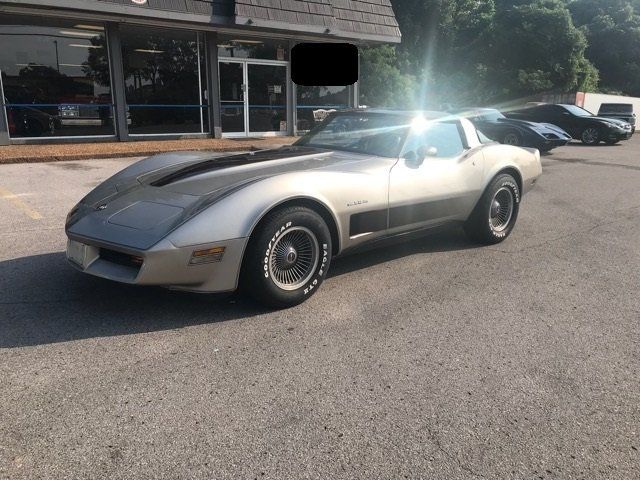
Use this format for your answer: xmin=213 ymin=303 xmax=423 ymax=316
xmin=242 ymin=206 xmax=332 ymax=308
xmin=503 ymin=131 xmax=522 ymax=146
xmin=464 ymin=174 xmax=520 ymax=244
xmin=581 ymin=127 xmax=600 ymax=145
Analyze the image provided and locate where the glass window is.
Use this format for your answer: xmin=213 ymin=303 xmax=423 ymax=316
xmin=561 ymin=105 xmax=593 ymax=117
xmin=0 ymin=16 xmax=113 ymax=138
xmin=402 ymin=122 xmax=465 ymax=158
xmin=296 ymin=85 xmax=349 ymax=132
xmin=121 ymin=26 xmax=208 ymax=135
xmin=218 ymin=36 xmax=288 ymax=61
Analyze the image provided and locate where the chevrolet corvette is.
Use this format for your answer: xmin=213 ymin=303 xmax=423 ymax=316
xmin=65 ymin=110 xmax=542 ymax=307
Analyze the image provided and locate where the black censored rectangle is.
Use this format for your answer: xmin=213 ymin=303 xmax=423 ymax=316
xmin=291 ymin=43 xmax=358 ymax=86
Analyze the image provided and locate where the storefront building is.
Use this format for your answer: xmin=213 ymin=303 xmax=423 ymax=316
xmin=0 ymin=0 xmax=400 ymax=145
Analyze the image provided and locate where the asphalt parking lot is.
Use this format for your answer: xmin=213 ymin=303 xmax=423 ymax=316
xmin=1 ymin=138 xmax=639 ymax=479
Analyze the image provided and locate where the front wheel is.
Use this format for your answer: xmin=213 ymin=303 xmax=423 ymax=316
xmin=581 ymin=127 xmax=600 ymax=145
xmin=464 ymin=174 xmax=520 ymax=244
xmin=242 ymin=206 xmax=332 ymax=308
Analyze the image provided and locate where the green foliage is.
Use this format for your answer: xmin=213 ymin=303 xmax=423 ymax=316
xmin=359 ymin=45 xmax=417 ymax=108
xmin=486 ymin=0 xmax=596 ymax=101
xmin=358 ymin=0 xmax=639 ymax=108
xmin=569 ymin=0 xmax=640 ymax=95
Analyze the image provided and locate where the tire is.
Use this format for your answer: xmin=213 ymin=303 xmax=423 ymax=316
xmin=242 ymin=206 xmax=332 ymax=308
xmin=502 ymin=131 xmax=522 ymax=146
xmin=581 ymin=127 xmax=600 ymax=145
xmin=464 ymin=173 xmax=520 ymax=245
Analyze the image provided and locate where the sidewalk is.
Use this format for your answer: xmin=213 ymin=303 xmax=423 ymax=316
xmin=0 ymin=136 xmax=297 ymax=164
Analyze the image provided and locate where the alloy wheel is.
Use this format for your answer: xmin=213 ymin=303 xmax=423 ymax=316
xmin=581 ymin=127 xmax=599 ymax=144
xmin=504 ymin=133 xmax=521 ymax=145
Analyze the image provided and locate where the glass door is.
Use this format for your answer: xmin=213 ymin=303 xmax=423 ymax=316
xmin=219 ymin=60 xmax=288 ymax=136
xmin=219 ymin=61 xmax=246 ymax=134
xmin=247 ymin=63 xmax=287 ymax=135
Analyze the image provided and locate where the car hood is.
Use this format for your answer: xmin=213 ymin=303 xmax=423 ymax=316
xmin=591 ymin=116 xmax=630 ymax=128
xmin=66 ymin=146 xmax=385 ymax=250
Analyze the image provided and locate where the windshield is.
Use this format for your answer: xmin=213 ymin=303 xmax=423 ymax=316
xmin=295 ymin=113 xmax=410 ymax=157
xmin=474 ymin=110 xmax=505 ymax=122
xmin=562 ymin=105 xmax=593 ymax=117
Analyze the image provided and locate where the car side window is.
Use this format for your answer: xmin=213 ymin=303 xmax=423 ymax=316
xmin=402 ymin=121 xmax=465 ymax=158
xmin=477 ymin=129 xmax=493 ymax=144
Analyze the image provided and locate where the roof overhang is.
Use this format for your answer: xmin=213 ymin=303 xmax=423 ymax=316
xmin=0 ymin=0 xmax=401 ymax=44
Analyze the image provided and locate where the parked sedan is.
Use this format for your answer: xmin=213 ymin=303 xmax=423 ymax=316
xmin=459 ymin=108 xmax=571 ymax=152
xmin=65 ymin=110 xmax=542 ymax=308
xmin=505 ymin=103 xmax=632 ymax=145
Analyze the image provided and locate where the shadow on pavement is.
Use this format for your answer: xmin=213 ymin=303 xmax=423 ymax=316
xmin=0 ymin=229 xmax=475 ymax=348
xmin=329 ymin=227 xmax=476 ymax=278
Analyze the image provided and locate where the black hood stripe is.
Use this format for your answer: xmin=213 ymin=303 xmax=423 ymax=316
xmin=150 ymin=146 xmax=327 ymax=187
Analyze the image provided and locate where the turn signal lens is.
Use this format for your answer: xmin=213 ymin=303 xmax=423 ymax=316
xmin=189 ymin=246 xmax=225 ymax=265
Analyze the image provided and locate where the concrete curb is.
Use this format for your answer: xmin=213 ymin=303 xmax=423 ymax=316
xmin=0 ymin=145 xmax=266 ymax=165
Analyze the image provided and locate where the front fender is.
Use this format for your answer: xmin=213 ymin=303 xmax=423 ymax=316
xmin=165 ymin=172 xmax=344 ymax=250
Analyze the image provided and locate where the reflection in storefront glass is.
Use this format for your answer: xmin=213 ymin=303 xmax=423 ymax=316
xmin=0 ymin=16 xmax=113 ymax=138
xmin=218 ymin=37 xmax=288 ymax=61
xmin=296 ymin=85 xmax=349 ymax=131
xmin=121 ymin=26 xmax=208 ymax=135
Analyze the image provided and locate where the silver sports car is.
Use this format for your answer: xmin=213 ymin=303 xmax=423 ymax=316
xmin=65 ymin=110 xmax=542 ymax=307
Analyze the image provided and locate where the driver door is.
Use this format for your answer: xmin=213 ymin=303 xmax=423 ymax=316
xmin=388 ymin=120 xmax=484 ymax=233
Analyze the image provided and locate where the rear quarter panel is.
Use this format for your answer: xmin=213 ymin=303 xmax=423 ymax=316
xmin=481 ymin=144 xmax=542 ymax=195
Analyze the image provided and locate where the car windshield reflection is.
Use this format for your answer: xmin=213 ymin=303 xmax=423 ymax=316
xmin=295 ymin=113 xmax=410 ymax=157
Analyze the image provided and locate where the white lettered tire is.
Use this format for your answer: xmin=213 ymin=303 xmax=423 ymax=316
xmin=464 ymin=173 xmax=520 ymax=244
xmin=242 ymin=206 xmax=332 ymax=308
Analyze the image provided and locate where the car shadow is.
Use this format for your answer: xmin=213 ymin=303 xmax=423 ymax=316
xmin=0 ymin=252 xmax=267 ymax=349
xmin=0 ymin=228 xmax=475 ymax=349
xmin=329 ymin=227 xmax=476 ymax=278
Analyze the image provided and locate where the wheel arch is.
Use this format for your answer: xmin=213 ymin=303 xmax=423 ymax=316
xmin=247 ymin=196 xmax=341 ymax=256
xmin=494 ymin=166 xmax=523 ymax=195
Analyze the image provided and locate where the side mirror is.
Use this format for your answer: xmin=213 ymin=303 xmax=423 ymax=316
xmin=406 ymin=145 xmax=438 ymax=167
xmin=422 ymin=146 xmax=438 ymax=157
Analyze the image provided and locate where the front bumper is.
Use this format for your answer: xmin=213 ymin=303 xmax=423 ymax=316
xmin=535 ymin=138 xmax=571 ymax=150
xmin=607 ymin=130 xmax=633 ymax=141
xmin=66 ymin=234 xmax=248 ymax=293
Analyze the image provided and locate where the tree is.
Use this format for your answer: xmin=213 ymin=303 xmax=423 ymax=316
xmin=358 ymin=45 xmax=416 ymax=108
xmin=569 ymin=0 xmax=640 ymax=95
xmin=484 ymin=0 xmax=598 ymax=102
